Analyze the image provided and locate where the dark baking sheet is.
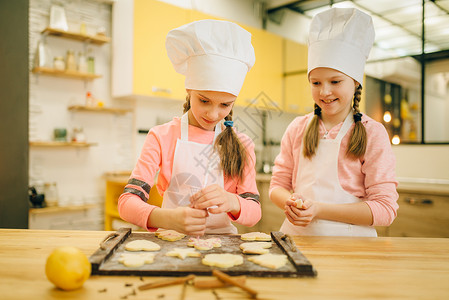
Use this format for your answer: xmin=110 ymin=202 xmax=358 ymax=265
xmin=90 ymin=228 xmax=317 ymax=277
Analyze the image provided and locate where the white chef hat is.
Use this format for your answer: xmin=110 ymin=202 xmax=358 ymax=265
xmin=307 ymin=7 xmax=375 ymax=85
xmin=166 ymin=19 xmax=255 ymax=97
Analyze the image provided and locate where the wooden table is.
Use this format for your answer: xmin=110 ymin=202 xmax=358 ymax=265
xmin=0 ymin=229 xmax=448 ymax=299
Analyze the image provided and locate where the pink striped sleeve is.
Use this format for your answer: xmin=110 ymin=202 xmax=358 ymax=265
xmin=361 ymin=121 xmax=399 ymax=226
xmin=117 ymin=128 xmax=164 ymax=231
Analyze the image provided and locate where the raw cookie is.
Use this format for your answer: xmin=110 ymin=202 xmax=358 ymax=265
xmin=125 ymin=240 xmax=161 ymax=251
xmin=118 ymin=253 xmax=155 ymax=268
xmin=293 ymin=198 xmax=303 ymax=208
xmin=248 ymin=253 xmax=288 ymax=269
xmin=202 ymin=254 xmax=243 ymax=268
xmin=166 ymin=247 xmax=201 ymax=259
xmin=240 ymin=232 xmax=271 ymax=241
xmin=155 ymin=230 xmax=186 ymax=242
xmin=187 ymin=237 xmax=222 ymax=250
xmin=239 ymin=242 xmax=272 ymax=254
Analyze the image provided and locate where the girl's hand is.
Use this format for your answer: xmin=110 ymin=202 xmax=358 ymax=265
xmin=169 ymin=206 xmax=208 ymax=236
xmin=284 ymin=198 xmax=318 ymax=227
xmin=190 ymin=184 xmax=240 ymax=215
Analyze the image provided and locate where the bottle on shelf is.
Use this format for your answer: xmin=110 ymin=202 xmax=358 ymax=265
xmin=53 ymin=56 xmax=65 ymax=71
xmin=44 ymin=182 xmax=58 ymax=207
xmin=87 ymin=48 xmax=95 ymax=74
xmin=85 ymin=91 xmax=96 ymax=107
xmin=78 ymin=51 xmax=88 ymax=73
xmin=66 ymin=50 xmax=77 ymax=71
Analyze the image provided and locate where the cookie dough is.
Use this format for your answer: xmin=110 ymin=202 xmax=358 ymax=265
xmin=118 ymin=253 xmax=155 ymax=268
xmin=240 ymin=232 xmax=271 ymax=241
xmin=293 ymin=198 xmax=303 ymax=208
xmin=248 ymin=253 xmax=288 ymax=269
xmin=202 ymin=254 xmax=244 ymax=268
xmin=125 ymin=240 xmax=161 ymax=252
xmin=155 ymin=230 xmax=186 ymax=242
xmin=239 ymin=242 xmax=272 ymax=254
xmin=187 ymin=237 xmax=222 ymax=250
xmin=166 ymin=247 xmax=201 ymax=260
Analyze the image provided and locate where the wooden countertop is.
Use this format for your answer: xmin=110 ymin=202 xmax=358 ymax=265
xmin=0 ymin=229 xmax=448 ymax=299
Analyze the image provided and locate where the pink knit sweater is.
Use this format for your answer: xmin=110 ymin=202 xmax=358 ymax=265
xmin=269 ymin=113 xmax=399 ymax=226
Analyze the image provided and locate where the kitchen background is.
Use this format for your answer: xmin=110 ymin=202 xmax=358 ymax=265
xmin=1 ymin=0 xmax=448 ymax=236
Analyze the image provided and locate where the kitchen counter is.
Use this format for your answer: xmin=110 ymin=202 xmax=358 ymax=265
xmin=0 ymin=229 xmax=448 ymax=299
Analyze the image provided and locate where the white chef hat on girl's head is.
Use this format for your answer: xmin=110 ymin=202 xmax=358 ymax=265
xmin=166 ymin=19 xmax=255 ymax=97
xmin=307 ymin=8 xmax=375 ymax=86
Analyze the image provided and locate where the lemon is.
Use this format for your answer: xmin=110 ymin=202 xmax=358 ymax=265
xmin=45 ymin=246 xmax=91 ymax=291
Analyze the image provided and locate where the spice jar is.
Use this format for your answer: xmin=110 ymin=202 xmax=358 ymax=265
xmin=78 ymin=51 xmax=88 ymax=73
xmin=66 ymin=50 xmax=76 ymax=71
xmin=53 ymin=56 xmax=65 ymax=71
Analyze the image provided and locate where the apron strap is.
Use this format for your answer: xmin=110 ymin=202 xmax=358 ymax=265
xmin=335 ymin=111 xmax=354 ymax=142
xmin=180 ymin=112 xmax=222 ymax=142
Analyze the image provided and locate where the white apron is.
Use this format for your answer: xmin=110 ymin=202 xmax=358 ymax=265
xmin=280 ymin=112 xmax=377 ymax=237
xmin=162 ymin=113 xmax=237 ymax=234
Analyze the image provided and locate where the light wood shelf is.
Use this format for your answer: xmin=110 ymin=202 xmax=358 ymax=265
xmin=32 ymin=66 xmax=102 ymax=80
xmin=68 ymin=105 xmax=132 ymax=114
xmin=42 ymin=27 xmax=110 ymax=45
xmin=29 ymin=204 xmax=98 ymax=215
xmin=29 ymin=141 xmax=97 ymax=147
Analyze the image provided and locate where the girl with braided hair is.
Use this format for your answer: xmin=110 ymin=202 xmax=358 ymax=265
xmin=270 ymin=8 xmax=398 ymax=236
xmin=118 ymin=20 xmax=261 ymax=235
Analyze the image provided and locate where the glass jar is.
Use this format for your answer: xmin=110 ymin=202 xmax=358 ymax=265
xmin=78 ymin=52 xmax=88 ymax=73
xmin=44 ymin=182 xmax=58 ymax=207
xmin=66 ymin=50 xmax=77 ymax=71
xmin=53 ymin=56 xmax=65 ymax=71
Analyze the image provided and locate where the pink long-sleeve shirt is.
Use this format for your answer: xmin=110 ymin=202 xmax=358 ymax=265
xmin=118 ymin=117 xmax=261 ymax=231
xmin=269 ymin=113 xmax=399 ymax=226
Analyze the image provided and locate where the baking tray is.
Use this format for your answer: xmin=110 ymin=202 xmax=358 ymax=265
xmin=89 ymin=228 xmax=317 ymax=277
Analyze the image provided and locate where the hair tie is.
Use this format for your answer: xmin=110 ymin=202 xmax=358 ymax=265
xmin=354 ymin=112 xmax=362 ymax=122
xmin=314 ymin=106 xmax=322 ymax=116
xmin=224 ymin=120 xmax=234 ymax=128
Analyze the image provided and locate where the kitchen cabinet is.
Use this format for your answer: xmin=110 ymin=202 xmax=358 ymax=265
xmin=29 ymin=141 xmax=97 ymax=147
xmin=113 ymin=0 xmax=283 ymax=110
xmin=376 ymin=184 xmax=449 ymax=238
xmin=104 ymin=174 xmax=162 ymax=231
xmin=112 ymin=0 xmax=188 ymax=100
xmin=283 ymin=39 xmax=312 ymax=114
xmin=29 ymin=204 xmax=102 ymax=230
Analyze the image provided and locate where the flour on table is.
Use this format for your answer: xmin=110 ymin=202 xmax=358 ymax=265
xmin=239 ymin=241 xmax=272 ymax=254
xmin=118 ymin=253 xmax=155 ymax=268
xmin=248 ymin=253 xmax=288 ymax=269
xmin=240 ymin=232 xmax=271 ymax=241
xmin=202 ymin=253 xmax=243 ymax=268
xmin=166 ymin=247 xmax=200 ymax=259
xmin=125 ymin=240 xmax=161 ymax=251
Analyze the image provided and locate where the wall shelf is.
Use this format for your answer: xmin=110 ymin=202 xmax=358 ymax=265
xmin=32 ymin=66 xmax=102 ymax=80
xmin=29 ymin=141 xmax=97 ymax=147
xmin=42 ymin=27 xmax=110 ymax=45
xmin=29 ymin=204 xmax=98 ymax=215
xmin=68 ymin=105 xmax=132 ymax=114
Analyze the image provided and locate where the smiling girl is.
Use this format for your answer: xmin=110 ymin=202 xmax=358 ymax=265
xmin=269 ymin=8 xmax=399 ymax=237
xmin=118 ymin=20 xmax=261 ymax=235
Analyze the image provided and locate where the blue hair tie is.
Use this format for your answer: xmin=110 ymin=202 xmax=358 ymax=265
xmin=224 ymin=120 xmax=234 ymax=128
